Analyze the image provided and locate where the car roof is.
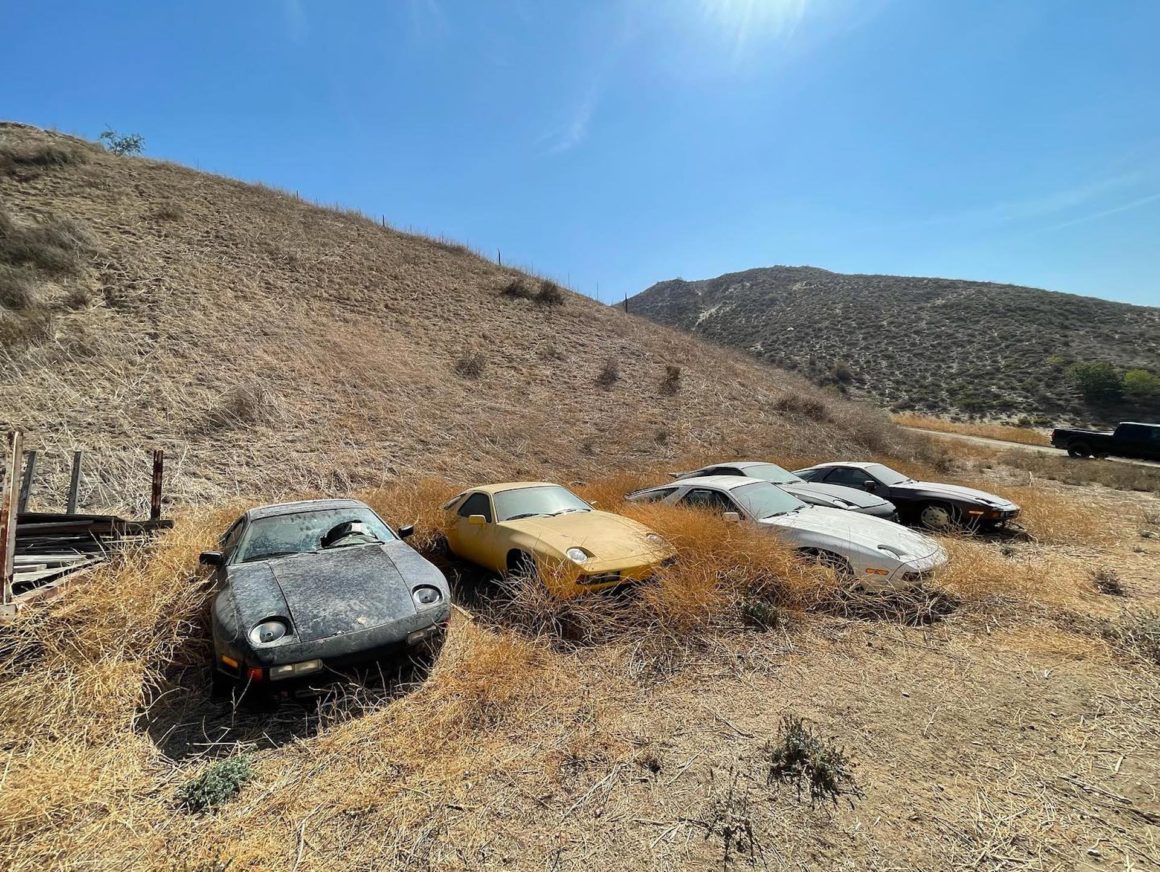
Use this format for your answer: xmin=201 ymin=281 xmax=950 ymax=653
xmin=245 ymin=498 xmax=370 ymax=520
xmin=803 ymin=461 xmax=877 ymax=470
xmin=657 ymin=475 xmax=759 ymax=491
xmin=466 ymin=481 xmax=561 ymax=496
xmin=696 ymin=461 xmax=766 ymax=470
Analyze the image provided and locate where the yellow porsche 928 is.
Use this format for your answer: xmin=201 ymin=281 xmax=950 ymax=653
xmin=443 ymin=482 xmax=675 ymax=593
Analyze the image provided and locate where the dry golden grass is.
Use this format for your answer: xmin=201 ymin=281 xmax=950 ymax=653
xmin=1 ymin=470 xmax=1158 ymax=870
xmin=893 ymin=413 xmax=1051 ymax=446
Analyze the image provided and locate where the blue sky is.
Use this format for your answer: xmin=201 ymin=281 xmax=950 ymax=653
xmin=4 ymin=0 xmax=1159 ymax=306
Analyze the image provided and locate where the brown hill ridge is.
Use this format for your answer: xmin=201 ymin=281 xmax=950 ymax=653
xmin=0 ymin=123 xmax=888 ymax=510
xmin=628 ymin=266 xmax=1160 ymax=422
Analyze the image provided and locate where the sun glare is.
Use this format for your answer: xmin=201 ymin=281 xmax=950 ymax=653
xmin=701 ymin=0 xmax=812 ymax=49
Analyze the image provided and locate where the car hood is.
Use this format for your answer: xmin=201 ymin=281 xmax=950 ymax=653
xmin=503 ymin=510 xmax=669 ymax=561
xmin=764 ymin=507 xmax=941 ymax=558
xmin=781 ymin=481 xmax=892 ymax=509
xmin=228 ymin=541 xmax=446 ymax=643
xmin=896 ymin=481 xmax=1019 ymax=508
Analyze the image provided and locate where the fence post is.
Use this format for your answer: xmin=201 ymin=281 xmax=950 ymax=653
xmin=1 ymin=431 xmax=22 ymax=609
xmin=17 ymin=450 xmax=37 ymax=513
xmin=150 ymin=449 xmax=164 ymax=522
xmin=67 ymin=451 xmax=83 ymax=514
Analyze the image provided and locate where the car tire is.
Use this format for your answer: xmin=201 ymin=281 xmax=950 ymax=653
xmin=800 ymin=549 xmax=854 ymax=580
xmin=918 ymin=502 xmax=957 ymax=531
xmin=1067 ymin=442 xmax=1092 ymax=458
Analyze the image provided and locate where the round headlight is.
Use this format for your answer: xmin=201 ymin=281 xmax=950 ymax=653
xmin=412 ymin=585 xmax=443 ymax=607
xmin=249 ymin=619 xmax=288 ymax=646
xmin=565 ymin=547 xmax=589 ymax=564
xmin=645 ymin=533 xmax=667 ymax=546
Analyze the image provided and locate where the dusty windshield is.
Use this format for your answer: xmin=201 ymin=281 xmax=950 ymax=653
xmin=743 ymin=463 xmax=801 ymax=485
xmin=494 ymin=486 xmax=591 ymax=522
xmin=236 ymin=508 xmax=395 ymax=563
xmin=731 ymin=481 xmax=806 ymax=519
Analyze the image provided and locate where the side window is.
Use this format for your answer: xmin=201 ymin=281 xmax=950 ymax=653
xmin=458 ymin=493 xmax=493 ymax=522
xmin=681 ymin=488 xmax=738 ymax=513
xmin=1117 ymin=425 xmax=1143 ymax=441
xmin=220 ymin=519 xmax=246 ymax=559
xmin=634 ymin=487 xmax=677 ymax=503
xmin=795 ymin=468 xmax=821 ymax=482
xmin=824 ymin=467 xmax=875 ymax=487
xmin=705 ymin=467 xmax=741 ymax=476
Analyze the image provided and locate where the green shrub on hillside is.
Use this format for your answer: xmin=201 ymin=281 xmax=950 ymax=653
xmin=1068 ymin=361 xmax=1123 ymax=405
xmin=1123 ymin=369 xmax=1160 ymax=402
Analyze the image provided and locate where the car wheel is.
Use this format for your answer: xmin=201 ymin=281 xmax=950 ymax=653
xmin=918 ymin=502 xmax=956 ymax=531
xmin=800 ymin=549 xmax=854 ymax=580
xmin=1067 ymin=442 xmax=1092 ymax=458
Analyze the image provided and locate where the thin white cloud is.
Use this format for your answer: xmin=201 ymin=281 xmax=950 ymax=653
xmin=408 ymin=0 xmax=447 ymax=42
xmin=538 ymin=88 xmax=599 ymax=155
xmin=284 ymin=0 xmax=307 ymax=43
xmin=1036 ymin=191 xmax=1160 ymax=234
xmin=924 ymin=172 xmax=1147 ymax=228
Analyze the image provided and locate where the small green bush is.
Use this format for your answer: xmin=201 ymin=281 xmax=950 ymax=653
xmin=177 ymin=756 xmax=254 ymax=812
xmin=765 ymin=715 xmax=860 ymax=806
xmin=1123 ymin=369 xmax=1160 ymax=402
xmin=99 ymin=129 xmax=144 ymax=156
xmin=1067 ymin=361 xmax=1123 ymax=405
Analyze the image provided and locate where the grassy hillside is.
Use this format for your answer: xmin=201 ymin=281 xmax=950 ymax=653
xmin=628 ymin=266 xmax=1160 ymax=423
xmin=0 ymin=124 xmax=890 ymax=512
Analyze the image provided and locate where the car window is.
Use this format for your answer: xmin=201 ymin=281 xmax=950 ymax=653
xmin=458 ymin=492 xmax=493 ymax=522
xmin=493 ymin=485 xmax=591 ymax=522
xmin=739 ymin=463 xmax=800 ymax=484
xmin=633 ymin=486 xmax=677 ymax=503
xmin=730 ymin=481 xmax=806 ymax=518
xmin=864 ymin=464 xmax=910 ymax=485
xmin=793 ymin=468 xmax=822 ymax=482
xmin=823 ymin=467 xmax=877 ymax=487
xmin=220 ymin=519 xmax=245 ymax=555
xmin=680 ymin=488 xmax=738 ymax=513
xmin=705 ymin=466 xmax=741 ymax=476
xmin=234 ymin=507 xmax=396 ymax=563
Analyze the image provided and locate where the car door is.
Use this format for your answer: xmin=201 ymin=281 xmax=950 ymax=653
xmin=821 ymin=467 xmax=893 ymax=501
xmin=446 ymin=492 xmax=504 ymax=571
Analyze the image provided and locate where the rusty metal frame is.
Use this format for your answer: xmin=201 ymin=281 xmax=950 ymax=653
xmin=1 ymin=431 xmax=22 ymax=609
xmin=67 ymin=451 xmax=83 ymax=515
xmin=17 ymin=449 xmax=36 ymax=513
xmin=150 ymin=449 xmax=164 ymax=522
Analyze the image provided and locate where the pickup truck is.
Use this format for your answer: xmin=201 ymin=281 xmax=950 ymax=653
xmin=1050 ymin=421 xmax=1160 ymax=460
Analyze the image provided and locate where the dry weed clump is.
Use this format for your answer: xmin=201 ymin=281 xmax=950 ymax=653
xmin=0 ymin=140 xmax=88 ymax=175
xmin=596 ymin=357 xmax=620 ymax=388
xmin=202 ymin=383 xmax=275 ymax=431
xmin=453 ymin=349 xmax=486 ymax=379
xmin=360 ymin=477 xmax=459 ymax=551
xmin=764 ymin=715 xmax=861 ymax=806
xmin=660 ymin=364 xmax=682 ymax=395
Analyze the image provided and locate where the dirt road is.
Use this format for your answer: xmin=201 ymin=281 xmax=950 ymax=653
xmin=902 ymin=426 xmax=1160 ymax=469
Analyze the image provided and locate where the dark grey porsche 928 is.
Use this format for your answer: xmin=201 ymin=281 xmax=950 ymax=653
xmin=199 ymin=498 xmax=450 ymax=696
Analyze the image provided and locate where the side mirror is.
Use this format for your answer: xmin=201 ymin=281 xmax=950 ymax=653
xmin=398 ymin=524 xmax=415 ymax=539
xmin=468 ymin=514 xmax=486 ymax=526
xmin=863 ymin=480 xmax=876 ymax=492
xmin=722 ymin=511 xmax=741 ymax=523
xmin=199 ymin=551 xmax=224 ymax=567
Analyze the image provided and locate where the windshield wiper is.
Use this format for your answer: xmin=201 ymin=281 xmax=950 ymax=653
xmin=504 ymin=512 xmax=544 ymax=521
xmin=242 ymin=550 xmax=302 ymax=563
xmin=548 ymin=508 xmax=586 ymax=517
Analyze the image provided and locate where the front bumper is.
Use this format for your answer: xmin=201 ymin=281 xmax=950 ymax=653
xmin=217 ymin=604 xmax=451 ymax=681
xmin=966 ymin=506 xmax=1021 ymax=525
xmin=563 ymin=552 xmax=677 ymax=593
xmin=888 ymin=547 xmax=949 ymax=587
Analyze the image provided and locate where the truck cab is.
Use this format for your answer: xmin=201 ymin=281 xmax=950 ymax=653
xmin=1050 ymin=421 xmax=1160 ymax=460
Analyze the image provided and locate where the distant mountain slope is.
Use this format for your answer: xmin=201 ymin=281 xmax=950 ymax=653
xmin=628 ymin=266 xmax=1160 ymax=422
xmin=0 ymin=124 xmax=891 ymax=510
